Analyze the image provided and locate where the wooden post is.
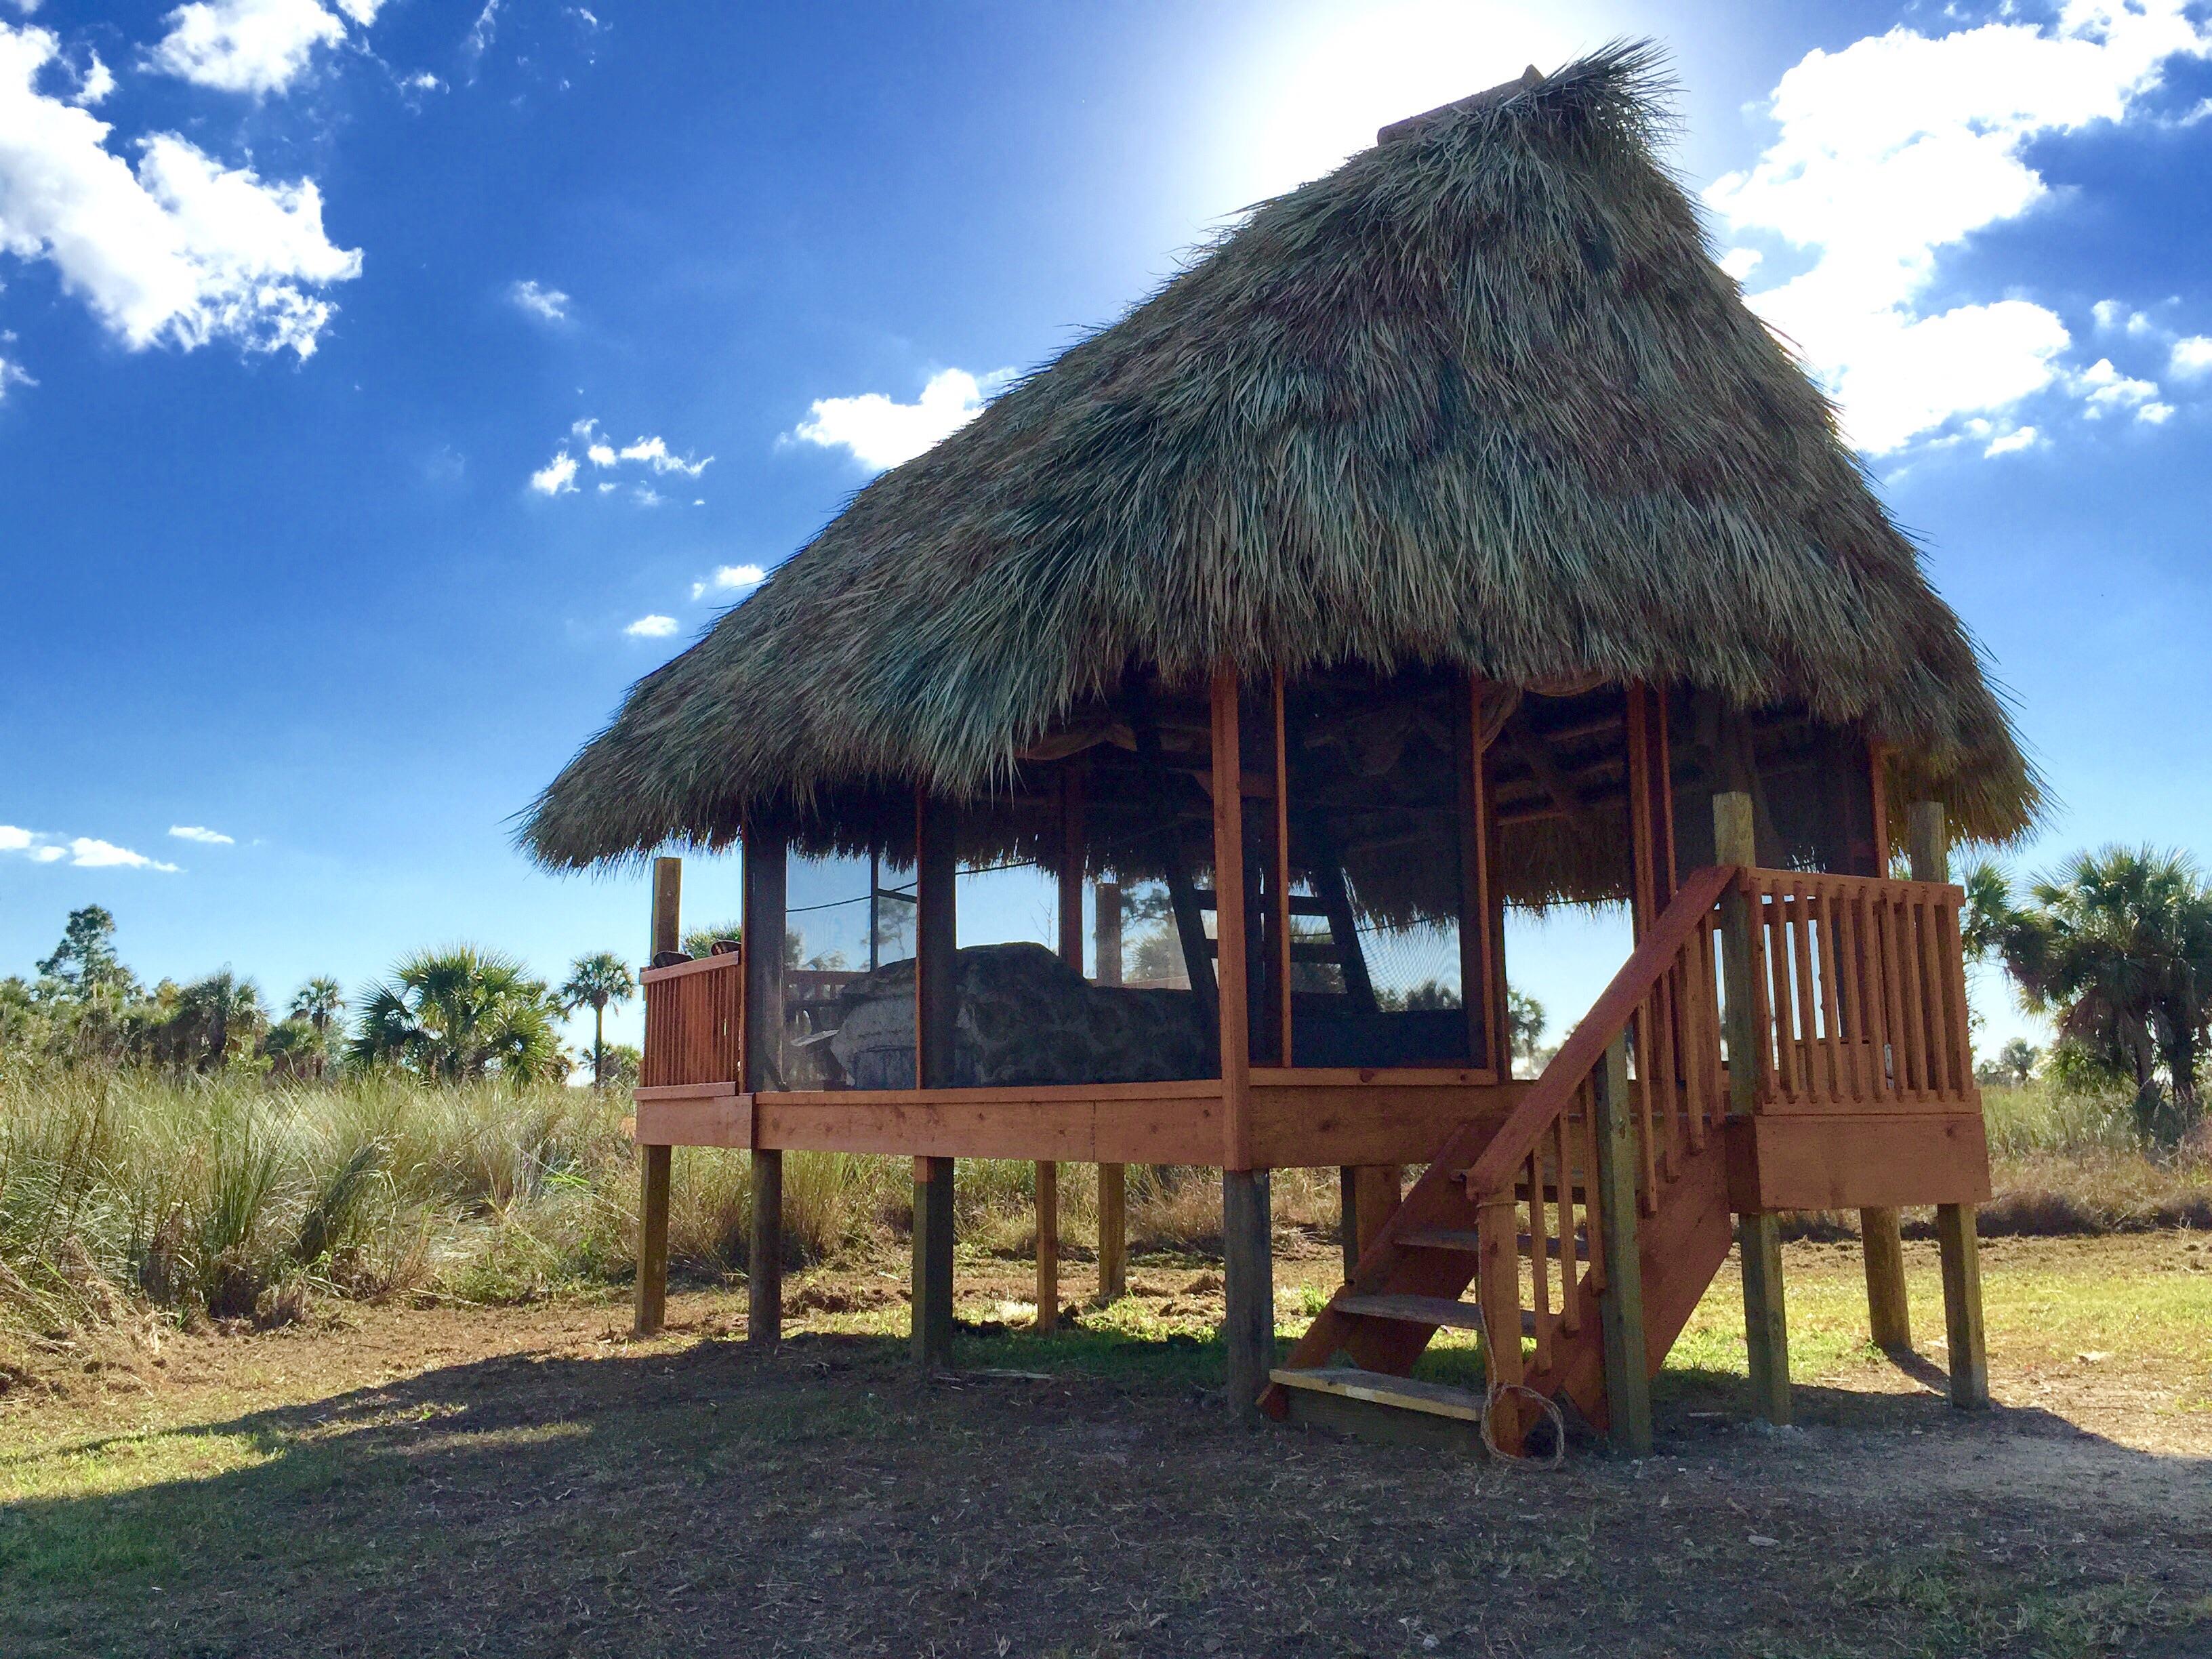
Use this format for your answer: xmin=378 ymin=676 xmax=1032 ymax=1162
xmin=1856 ymin=746 xmax=1910 ymax=1351
xmin=635 ymin=855 xmax=680 ymax=1337
xmin=1936 ymin=1201 xmax=1989 ymax=1409
xmin=1221 ymin=1168 xmax=1273 ymax=1422
xmin=1094 ymin=872 xmax=1128 ymax=1304
xmin=1476 ymin=1192 xmax=1525 ymax=1454
xmin=1343 ymin=1165 xmax=1401 ymax=1275
xmin=1212 ymin=671 xmax=1253 ymax=1171
xmin=1862 ymin=1208 xmax=1910 ymax=1351
xmin=1034 ymin=1160 xmax=1059 ymax=1333
xmin=914 ymin=791 xmax=959 ymax=1369
xmin=743 ymin=827 xmax=786 ymax=1346
xmin=1212 ymin=672 xmax=1271 ymax=1417
xmin=1592 ymin=1031 xmax=1652 ymax=1456
xmin=1910 ymin=799 xmax=1989 ymax=1408
xmin=1097 ymin=1163 xmax=1126 ymax=1303
xmin=1715 ymin=792 xmax=1790 ymax=1423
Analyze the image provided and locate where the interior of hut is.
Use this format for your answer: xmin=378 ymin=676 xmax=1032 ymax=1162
xmin=735 ymin=668 xmax=1885 ymax=1097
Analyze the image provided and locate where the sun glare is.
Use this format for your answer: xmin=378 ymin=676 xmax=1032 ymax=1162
xmin=1206 ymin=0 xmax=1603 ymax=204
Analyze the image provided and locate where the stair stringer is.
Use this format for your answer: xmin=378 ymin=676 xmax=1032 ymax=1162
xmin=1520 ymin=1128 xmax=1735 ymax=1432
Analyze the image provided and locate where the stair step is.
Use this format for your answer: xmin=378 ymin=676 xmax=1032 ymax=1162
xmin=1393 ymin=1227 xmax=1588 ymax=1263
xmin=1338 ymin=1292 xmax=1486 ymax=1332
xmin=1270 ymin=1366 xmax=1489 ymax=1424
xmin=1393 ymin=1227 xmax=1483 ymax=1253
xmin=1334 ymin=1292 xmax=1538 ymax=1337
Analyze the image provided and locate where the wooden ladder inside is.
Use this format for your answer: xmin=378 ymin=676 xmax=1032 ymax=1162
xmin=1260 ymin=865 xmax=1743 ymax=1453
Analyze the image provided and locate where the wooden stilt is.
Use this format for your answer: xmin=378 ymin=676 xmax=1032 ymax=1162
xmin=1475 ymin=1191 xmax=1525 ymax=1453
xmin=1221 ymin=1168 xmax=1274 ymax=1422
xmin=634 ymin=855 xmax=680 ymax=1337
xmin=743 ymin=827 xmax=785 ymax=1345
xmin=914 ymin=791 xmax=959 ymax=1369
xmin=1936 ymin=1202 xmax=1989 ymax=1408
xmin=1343 ymin=1164 xmax=1400 ymax=1277
xmin=1714 ymin=791 xmax=1790 ymax=1422
xmin=1861 ymin=1206 xmax=1911 ymax=1351
xmin=749 ymin=1149 xmax=782 ymax=1346
xmin=1591 ymin=1031 xmax=1652 ymax=1456
xmin=1097 ymin=1162 xmax=1126 ymax=1302
xmin=1338 ymin=1166 xmax=1359 ymax=1280
xmin=635 ymin=1145 xmax=671 ymax=1337
xmin=913 ymin=1155 xmax=956 ymax=1368
xmin=1906 ymin=798 xmax=1988 ymax=1409
xmin=1034 ymin=1160 xmax=1059 ymax=1332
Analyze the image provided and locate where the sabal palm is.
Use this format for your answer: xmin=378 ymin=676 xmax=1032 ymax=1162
xmin=290 ymin=976 xmax=345 ymax=1036
xmin=1970 ymin=846 xmax=2212 ymax=1143
xmin=350 ymin=946 xmax=565 ymax=1083
xmin=559 ymin=951 xmax=636 ymax=1089
xmin=173 ymin=970 xmax=268 ymax=1073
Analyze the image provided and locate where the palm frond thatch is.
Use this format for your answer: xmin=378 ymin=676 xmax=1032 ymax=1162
xmin=523 ymin=41 xmax=2038 ymax=872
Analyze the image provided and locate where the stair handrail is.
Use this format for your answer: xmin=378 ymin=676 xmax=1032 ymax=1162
xmin=1460 ymin=863 xmax=1737 ymax=1199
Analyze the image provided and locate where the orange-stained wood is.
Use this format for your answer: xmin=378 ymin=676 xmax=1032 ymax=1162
xmin=1273 ymin=669 xmax=1294 ymax=1065
xmin=1212 ymin=670 xmax=1254 ymax=1170
xmin=1728 ymin=1111 xmax=1992 ymax=1210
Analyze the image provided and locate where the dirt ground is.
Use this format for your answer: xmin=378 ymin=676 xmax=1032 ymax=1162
xmin=2 ymin=1233 xmax=2207 ymax=1658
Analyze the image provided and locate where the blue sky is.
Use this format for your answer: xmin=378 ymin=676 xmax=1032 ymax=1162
xmin=3 ymin=0 xmax=2209 ymax=1060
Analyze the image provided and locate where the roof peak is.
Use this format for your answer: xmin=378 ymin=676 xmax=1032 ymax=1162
xmin=1376 ymin=63 xmax=1545 ymax=146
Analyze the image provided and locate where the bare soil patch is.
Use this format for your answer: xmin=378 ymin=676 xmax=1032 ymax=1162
xmin=1 ymin=1236 xmax=2207 ymax=1658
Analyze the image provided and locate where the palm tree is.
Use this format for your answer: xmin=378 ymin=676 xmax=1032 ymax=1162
xmin=1968 ymin=848 xmax=2212 ymax=1145
xmin=559 ymin=951 xmax=636 ymax=1089
xmin=170 ymin=970 xmax=269 ymax=1073
xmin=349 ymin=946 xmax=566 ymax=1083
xmin=290 ymin=976 xmax=344 ymax=1036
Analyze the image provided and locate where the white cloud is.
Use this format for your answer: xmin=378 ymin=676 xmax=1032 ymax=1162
xmin=689 ymin=562 xmax=764 ymax=600
xmin=1984 ymin=426 xmax=2040 ymax=457
xmin=508 ymin=277 xmax=568 ymax=322
xmin=150 ymin=0 xmax=351 ymax=96
xmin=2139 ymin=401 xmax=2175 ymax=425
xmin=623 ymin=613 xmax=677 ymax=638
xmin=617 ymin=434 xmax=711 ymax=475
xmin=1706 ymin=1 xmax=2212 ymax=455
xmin=401 ymin=69 xmax=442 ymax=94
xmin=0 ymin=349 xmax=30 ymax=398
xmin=529 ymin=451 xmax=578 ymax=495
xmin=1718 ymin=246 xmax=1762 ymax=282
xmin=787 ymin=366 xmax=1017 ymax=472
xmin=3 ymin=825 xmax=179 ymax=869
xmin=0 ymin=24 xmax=363 ymax=357
xmin=2171 ymin=336 xmax=2212 ymax=378
xmin=69 ymin=47 xmax=111 ymax=105
xmin=68 ymin=837 xmax=178 ymax=870
xmin=2073 ymin=357 xmax=2161 ymax=417
xmin=168 ymin=824 xmax=233 ymax=844
xmin=532 ymin=417 xmax=710 ymax=497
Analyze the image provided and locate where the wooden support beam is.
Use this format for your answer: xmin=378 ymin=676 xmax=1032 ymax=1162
xmin=1861 ymin=1206 xmax=1910 ymax=1351
xmin=1858 ymin=746 xmax=1909 ymax=1350
xmin=1221 ymin=1168 xmax=1274 ymax=1421
xmin=914 ymin=792 xmax=959 ymax=1369
xmin=1592 ymin=1031 xmax=1652 ymax=1457
xmin=1458 ymin=674 xmax=1500 ymax=1069
xmin=743 ymin=827 xmax=786 ymax=1345
xmin=1097 ymin=1162 xmax=1127 ymax=1303
xmin=1715 ymin=792 xmax=1790 ymax=1423
xmin=1504 ymin=716 xmax=1597 ymax=842
xmin=1034 ymin=1159 xmax=1059 ymax=1333
xmin=1909 ymin=798 xmax=1988 ymax=1408
xmin=635 ymin=856 xmax=680 ymax=1338
xmin=1134 ymin=716 xmax=1218 ymax=1040
xmin=750 ymin=1149 xmax=782 ymax=1345
xmin=1476 ymin=1192 xmax=1525 ymax=1454
xmin=1212 ymin=670 xmax=1254 ymax=1172
xmin=1936 ymin=1201 xmax=1989 ymax=1409
xmin=913 ymin=1155 xmax=956 ymax=1368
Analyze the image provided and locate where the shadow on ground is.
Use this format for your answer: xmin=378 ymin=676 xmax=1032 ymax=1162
xmin=3 ymin=1322 xmax=2207 ymax=1659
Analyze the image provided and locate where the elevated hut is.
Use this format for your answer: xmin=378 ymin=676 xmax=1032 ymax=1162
xmin=527 ymin=47 xmax=2032 ymax=1450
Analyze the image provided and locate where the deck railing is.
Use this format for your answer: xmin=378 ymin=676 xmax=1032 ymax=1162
xmin=1441 ymin=864 xmax=1971 ymax=1446
xmin=1739 ymin=870 xmax=1974 ymax=1109
xmin=639 ymin=949 xmax=744 ymax=1090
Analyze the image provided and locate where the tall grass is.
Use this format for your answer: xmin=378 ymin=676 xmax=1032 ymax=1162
xmin=0 ymin=1070 xmax=1345 ymax=1338
xmin=9 ymin=1067 xmax=2196 ymax=1343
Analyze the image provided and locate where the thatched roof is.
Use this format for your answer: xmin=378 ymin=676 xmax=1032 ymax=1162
xmin=524 ymin=42 xmax=2037 ymax=874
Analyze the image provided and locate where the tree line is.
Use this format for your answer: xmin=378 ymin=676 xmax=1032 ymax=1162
xmin=1 ymin=906 xmax=640 ymax=1089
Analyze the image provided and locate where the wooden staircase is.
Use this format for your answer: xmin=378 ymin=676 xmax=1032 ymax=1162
xmin=1261 ymin=864 xmax=1742 ymax=1453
